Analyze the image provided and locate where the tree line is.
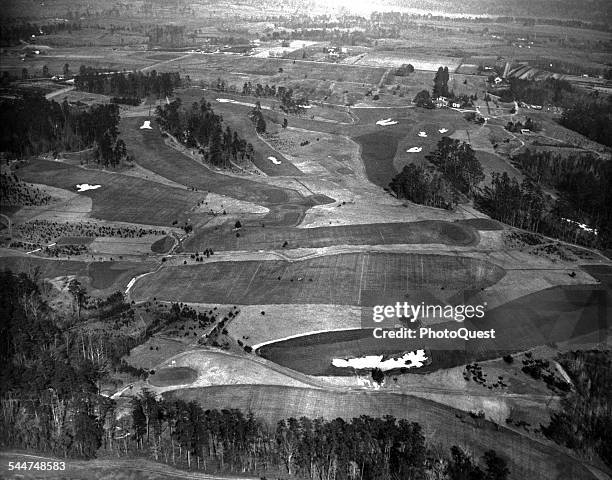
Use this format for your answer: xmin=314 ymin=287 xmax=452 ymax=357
xmin=129 ymin=392 xmax=510 ymax=480
xmin=75 ymin=67 xmax=182 ymax=101
xmin=241 ymin=82 xmax=309 ymax=114
xmin=0 ymin=94 xmax=127 ymax=167
xmin=0 ymin=22 xmax=83 ymax=47
xmin=155 ymin=97 xmax=255 ymax=168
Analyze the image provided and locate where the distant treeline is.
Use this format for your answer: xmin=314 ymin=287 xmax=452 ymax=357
xmin=0 ymin=22 xmax=82 ymax=47
xmin=155 ymin=97 xmax=255 ymax=168
xmin=0 ymin=94 xmax=127 ymax=166
xmin=75 ymin=67 xmax=182 ymax=99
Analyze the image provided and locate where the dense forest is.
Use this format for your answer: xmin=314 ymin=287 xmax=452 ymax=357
xmin=512 ymin=150 xmax=612 ymax=249
xmin=543 ymin=351 xmax=612 ymax=468
xmin=75 ymin=67 xmax=182 ymax=101
xmin=0 ymin=94 xmax=127 ymax=166
xmin=559 ymin=99 xmax=612 ymax=148
xmin=476 ymin=172 xmax=545 ymax=233
xmin=155 ymin=97 xmax=255 ymax=168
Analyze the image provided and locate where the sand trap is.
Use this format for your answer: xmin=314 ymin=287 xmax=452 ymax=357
xmin=140 ymin=120 xmax=152 ymax=130
xmin=562 ymin=218 xmax=598 ymax=235
xmin=418 ymin=131 xmax=427 ymax=137
xmin=376 ymin=118 xmax=398 ymax=126
xmin=76 ymin=184 xmax=102 ymax=192
xmin=407 ymin=147 xmax=423 ymax=153
xmin=216 ymin=98 xmax=232 ymax=103
xmin=299 ymin=104 xmax=312 ymax=109
xmin=268 ymin=156 xmax=282 ymax=165
xmin=332 ymin=350 xmax=428 ymax=371
xmin=439 ymin=128 xmax=449 ymax=133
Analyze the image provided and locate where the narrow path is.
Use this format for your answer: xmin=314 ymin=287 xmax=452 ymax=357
xmin=45 ymin=85 xmax=75 ymax=99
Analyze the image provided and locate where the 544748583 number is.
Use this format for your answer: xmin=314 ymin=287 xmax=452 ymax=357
xmin=8 ymin=461 xmax=66 ymax=471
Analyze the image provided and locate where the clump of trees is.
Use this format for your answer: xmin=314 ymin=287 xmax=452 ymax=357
xmin=75 ymin=67 xmax=182 ymax=100
xmin=0 ymin=173 xmax=51 ymax=207
xmin=389 ymin=163 xmax=456 ymax=209
xmin=249 ymin=103 xmax=267 ymax=133
xmin=505 ymin=117 xmax=541 ymax=132
xmin=155 ymin=97 xmax=254 ymax=168
xmin=394 ymin=63 xmax=414 ymax=76
xmin=433 ymin=66 xmax=450 ymax=98
xmin=425 ymin=137 xmax=484 ymax=197
xmin=389 ymin=138 xmax=483 ymax=209
xmin=413 ymin=89 xmax=434 ymax=108
xmin=241 ymin=82 xmax=308 ymax=114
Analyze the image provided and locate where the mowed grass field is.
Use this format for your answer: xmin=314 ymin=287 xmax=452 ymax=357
xmin=149 ymin=366 xmax=198 ymax=387
xmin=157 ymin=53 xmax=386 ymax=84
xmin=16 ymin=159 xmax=201 ymax=226
xmin=166 ymin=385 xmax=597 ymax=480
xmin=184 ymin=219 xmax=478 ymax=252
xmin=259 ymin=284 xmax=611 ymax=375
xmin=120 ymin=117 xmax=325 ymax=213
xmin=130 ymin=253 xmax=505 ymax=305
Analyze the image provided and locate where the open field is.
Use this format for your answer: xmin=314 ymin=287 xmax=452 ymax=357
xmin=353 ymin=52 xmax=463 ymax=72
xmin=15 ymin=159 xmax=202 ymax=227
xmin=156 ymin=53 xmax=386 ymax=84
xmin=165 ymin=385 xmax=597 ymax=480
xmin=150 ymin=236 xmax=175 ymax=254
xmin=149 ymin=366 xmax=198 ymax=387
xmin=130 ymin=252 xmax=506 ymax=305
xmin=185 ymin=219 xmax=478 ymax=251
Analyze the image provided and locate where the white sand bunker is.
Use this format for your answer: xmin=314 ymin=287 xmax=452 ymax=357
xmin=418 ymin=131 xmax=427 ymax=137
xmin=216 ymin=98 xmax=232 ymax=103
xmin=333 ymin=350 xmax=428 ymax=371
xmin=140 ymin=120 xmax=152 ymax=130
xmin=407 ymin=147 xmax=423 ymax=153
xmin=439 ymin=128 xmax=449 ymax=133
xmin=376 ymin=118 xmax=398 ymax=126
xmin=268 ymin=156 xmax=282 ymax=165
xmin=76 ymin=184 xmax=101 ymax=192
